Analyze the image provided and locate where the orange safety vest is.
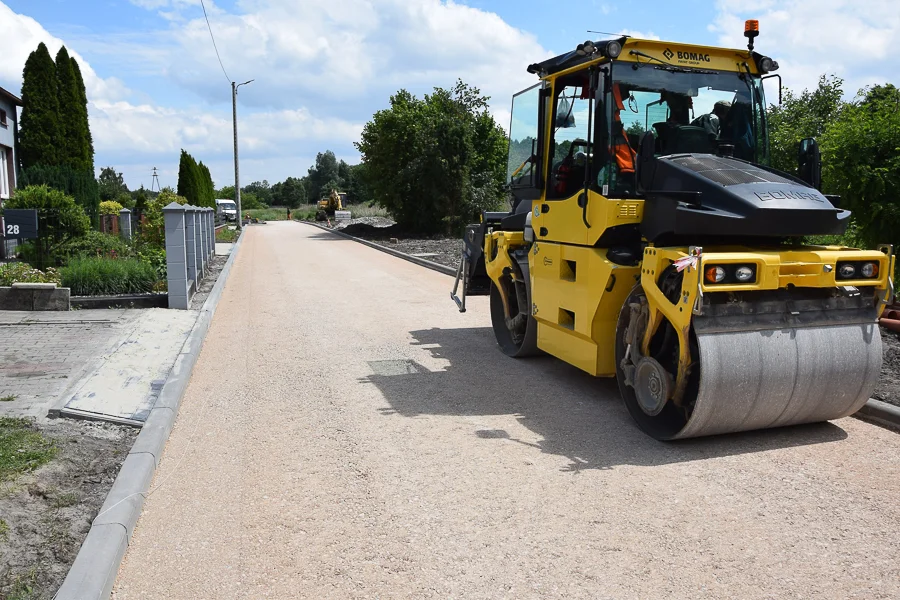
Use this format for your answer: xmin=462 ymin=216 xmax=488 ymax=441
xmin=611 ymin=84 xmax=637 ymax=174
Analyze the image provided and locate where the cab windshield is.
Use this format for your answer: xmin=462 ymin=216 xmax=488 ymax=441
xmin=602 ymin=64 xmax=768 ymax=194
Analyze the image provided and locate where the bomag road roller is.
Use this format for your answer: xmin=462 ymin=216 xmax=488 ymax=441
xmin=451 ymin=21 xmax=895 ymax=440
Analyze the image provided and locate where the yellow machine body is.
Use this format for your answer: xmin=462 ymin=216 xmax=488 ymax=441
xmin=454 ymin=34 xmax=894 ymax=439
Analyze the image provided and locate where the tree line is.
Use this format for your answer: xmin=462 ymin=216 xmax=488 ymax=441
xmin=768 ymin=77 xmax=900 ymax=248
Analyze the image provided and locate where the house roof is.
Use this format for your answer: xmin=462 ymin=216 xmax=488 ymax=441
xmin=0 ymin=86 xmax=23 ymax=106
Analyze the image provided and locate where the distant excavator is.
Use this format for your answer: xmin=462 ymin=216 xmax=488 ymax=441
xmin=316 ymin=190 xmax=347 ymax=221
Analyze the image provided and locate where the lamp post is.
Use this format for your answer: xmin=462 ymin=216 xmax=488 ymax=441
xmin=232 ymin=79 xmax=254 ymax=230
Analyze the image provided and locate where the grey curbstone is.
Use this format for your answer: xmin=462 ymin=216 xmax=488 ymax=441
xmin=303 ymin=221 xmax=457 ymax=277
xmin=855 ymin=398 xmax=900 ymax=431
xmin=54 ymin=228 xmax=246 ymax=600
xmin=55 ymin=524 xmax=128 ymax=600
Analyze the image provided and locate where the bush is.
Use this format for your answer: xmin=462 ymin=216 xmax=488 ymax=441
xmin=4 ymin=185 xmax=91 ymax=268
xmin=135 ymin=246 xmax=167 ymax=280
xmin=58 ymin=230 xmax=131 ymax=261
xmin=60 ymin=257 xmax=158 ymax=296
xmin=140 ymin=188 xmax=189 ymax=249
xmin=99 ymin=200 xmax=124 ymax=215
xmin=0 ymin=263 xmax=61 ymax=286
xmin=18 ymin=164 xmax=100 ymax=226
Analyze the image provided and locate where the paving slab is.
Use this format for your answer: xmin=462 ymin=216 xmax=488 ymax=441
xmin=59 ymin=308 xmax=199 ymax=423
xmin=0 ymin=310 xmax=137 ymax=419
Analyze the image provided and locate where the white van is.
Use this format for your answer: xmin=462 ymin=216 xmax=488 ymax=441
xmin=215 ymin=198 xmax=237 ymax=222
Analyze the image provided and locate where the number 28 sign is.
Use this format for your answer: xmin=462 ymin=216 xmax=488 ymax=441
xmin=2 ymin=210 xmax=38 ymax=240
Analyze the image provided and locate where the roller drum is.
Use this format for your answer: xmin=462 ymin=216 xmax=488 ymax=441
xmin=675 ymin=323 xmax=881 ymax=439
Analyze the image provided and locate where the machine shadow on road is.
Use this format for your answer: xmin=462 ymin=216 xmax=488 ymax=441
xmin=361 ymin=326 xmax=849 ymax=471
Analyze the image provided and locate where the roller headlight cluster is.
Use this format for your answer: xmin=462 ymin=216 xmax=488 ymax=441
xmin=836 ymin=261 xmax=880 ymax=280
xmin=704 ymin=264 xmax=757 ymax=285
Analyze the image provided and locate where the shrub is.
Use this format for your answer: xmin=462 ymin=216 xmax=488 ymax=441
xmin=136 ymin=246 xmax=167 ymax=280
xmin=18 ymin=164 xmax=100 ymax=226
xmin=4 ymin=185 xmax=91 ymax=268
xmin=140 ymin=188 xmax=189 ymax=249
xmin=60 ymin=257 xmax=158 ymax=296
xmin=58 ymin=230 xmax=131 ymax=261
xmin=0 ymin=263 xmax=61 ymax=286
xmin=99 ymin=200 xmax=124 ymax=215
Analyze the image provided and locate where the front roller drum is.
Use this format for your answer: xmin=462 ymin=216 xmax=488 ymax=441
xmin=490 ymin=281 xmax=539 ymax=358
xmin=616 ymin=287 xmax=882 ymax=440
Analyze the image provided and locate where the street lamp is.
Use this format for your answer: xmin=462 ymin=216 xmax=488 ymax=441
xmin=232 ymin=79 xmax=254 ymax=230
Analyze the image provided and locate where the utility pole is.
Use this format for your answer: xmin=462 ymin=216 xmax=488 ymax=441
xmin=232 ymin=79 xmax=254 ymax=230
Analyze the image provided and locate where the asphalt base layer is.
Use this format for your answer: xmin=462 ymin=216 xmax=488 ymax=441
xmin=54 ymin=230 xmax=245 ymax=600
xmin=306 ymin=221 xmax=900 ymax=433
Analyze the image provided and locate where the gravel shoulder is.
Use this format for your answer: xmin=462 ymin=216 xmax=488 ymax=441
xmin=0 ymin=419 xmax=137 ymax=599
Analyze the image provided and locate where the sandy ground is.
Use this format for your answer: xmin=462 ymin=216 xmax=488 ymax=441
xmin=0 ymin=420 xmax=137 ymax=597
xmin=114 ymin=222 xmax=900 ymax=600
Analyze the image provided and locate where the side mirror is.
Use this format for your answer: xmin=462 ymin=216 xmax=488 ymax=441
xmin=555 ymin=96 xmax=576 ymax=128
xmin=798 ymin=137 xmax=821 ymax=190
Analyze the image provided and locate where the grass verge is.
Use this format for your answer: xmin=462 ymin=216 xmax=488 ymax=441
xmin=245 ymin=208 xmax=292 ymax=221
xmin=0 ymin=418 xmax=57 ymax=483
xmin=216 ymin=227 xmax=238 ymax=243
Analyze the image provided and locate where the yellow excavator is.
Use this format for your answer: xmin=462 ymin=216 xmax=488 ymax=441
xmin=316 ymin=189 xmax=346 ymax=221
xmin=452 ymin=21 xmax=894 ymax=440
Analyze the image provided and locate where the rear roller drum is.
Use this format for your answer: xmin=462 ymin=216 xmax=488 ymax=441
xmin=490 ymin=277 xmax=539 ymax=358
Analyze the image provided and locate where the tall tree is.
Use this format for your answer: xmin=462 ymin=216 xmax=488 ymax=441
xmin=177 ymin=150 xmax=202 ymax=205
xmin=55 ymin=47 xmax=85 ymax=170
xmin=198 ymin=161 xmax=215 ymax=208
xmin=98 ymin=166 xmax=128 ymax=201
xmin=19 ymin=42 xmax=61 ymax=170
xmin=70 ymin=56 xmax=94 ymax=173
xmin=356 ymin=80 xmax=507 ymax=234
xmin=306 ymin=151 xmax=340 ymax=202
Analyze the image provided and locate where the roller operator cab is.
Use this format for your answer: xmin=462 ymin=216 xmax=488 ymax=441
xmin=451 ymin=22 xmax=895 ymax=440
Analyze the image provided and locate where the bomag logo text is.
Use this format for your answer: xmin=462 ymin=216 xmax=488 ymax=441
xmin=676 ymin=51 xmax=711 ymax=62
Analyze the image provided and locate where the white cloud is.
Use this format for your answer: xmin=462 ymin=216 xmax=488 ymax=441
xmin=1 ymin=0 xmax=551 ymax=188
xmin=709 ymin=0 xmax=900 ymax=97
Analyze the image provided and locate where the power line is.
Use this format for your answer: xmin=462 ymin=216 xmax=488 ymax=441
xmin=200 ymin=0 xmax=231 ymax=84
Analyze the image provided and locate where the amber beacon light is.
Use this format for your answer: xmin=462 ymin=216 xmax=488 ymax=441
xmin=744 ymin=19 xmax=759 ymax=51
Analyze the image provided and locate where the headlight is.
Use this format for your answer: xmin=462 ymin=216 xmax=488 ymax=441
xmin=735 ymin=266 xmax=755 ymax=282
xmin=836 ymin=261 xmax=881 ymax=280
xmin=861 ymin=262 xmax=878 ymax=278
xmin=703 ymin=264 xmax=757 ymax=285
xmin=839 ymin=263 xmax=856 ymax=278
xmin=705 ymin=266 xmax=727 ymax=283
xmin=605 ymin=41 xmax=623 ymax=58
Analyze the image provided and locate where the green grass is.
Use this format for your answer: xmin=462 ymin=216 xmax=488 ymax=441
xmin=347 ymin=203 xmax=389 ymax=218
xmin=291 ymin=205 xmax=319 ymax=221
xmin=0 ymin=418 xmax=57 ymax=483
xmin=0 ymin=518 xmax=8 ymax=541
xmin=2 ymin=568 xmax=39 ymax=600
xmin=215 ymin=227 xmax=238 ymax=243
xmin=0 ymin=395 xmax=16 ymax=402
xmin=60 ymin=257 xmax=159 ymax=296
xmin=245 ymin=208 xmax=291 ymax=221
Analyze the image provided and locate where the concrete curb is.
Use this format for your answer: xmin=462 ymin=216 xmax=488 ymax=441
xmin=855 ymin=398 xmax=900 ymax=431
xmin=303 ymin=221 xmax=457 ymax=277
xmin=54 ymin=229 xmax=247 ymax=600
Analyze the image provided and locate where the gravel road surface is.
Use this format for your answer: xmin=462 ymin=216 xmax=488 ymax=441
xmin=114 ymin=222 xmax=900 ymax=599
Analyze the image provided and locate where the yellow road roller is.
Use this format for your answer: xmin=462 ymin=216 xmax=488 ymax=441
xmin=451 ymin=22 xmax=895 ymax=440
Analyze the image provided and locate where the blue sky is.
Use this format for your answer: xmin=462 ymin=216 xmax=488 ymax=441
xmin=1 ymin=0 xmax=897 ymax=190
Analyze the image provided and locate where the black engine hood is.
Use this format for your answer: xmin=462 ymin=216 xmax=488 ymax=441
xmin=639 ymin=154 xmax=850 ymax=245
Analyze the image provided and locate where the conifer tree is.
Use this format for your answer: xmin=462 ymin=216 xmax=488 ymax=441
xmin=19 ymin=42 xmax=61 ymax=169
xmin=70 ymin=57 xmax=94 ymax=173
xmin=55 ymin=47 xmax=85 ymax=170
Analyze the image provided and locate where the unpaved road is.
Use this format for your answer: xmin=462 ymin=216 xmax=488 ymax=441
xmin=114 ymin=222 xmax=900 ymax=599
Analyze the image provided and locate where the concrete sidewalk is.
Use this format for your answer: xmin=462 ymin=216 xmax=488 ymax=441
xmin=112 ymin=222 xmax=900 ymax=600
